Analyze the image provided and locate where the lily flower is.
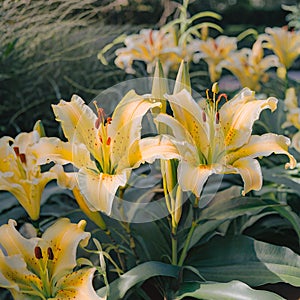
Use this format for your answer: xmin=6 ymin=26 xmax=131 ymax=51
xmin=282 ymin=87 xmax=300 ymax=152
xmin=0 ymin=122 xmax=56 ymax=220
xmin=191 ymin=35 xmax=237 ymax=82
xmin=261 ymin=26 xmax=300 ymax=70
xmin=155 ymin=85 xmax=296 ymax=197
xmin=221 ymin=38 xmax=279 ymax=91
xmin=114 ymin=28 xmax=187 ymax=75
xmin=32 ymin=92 xmax=179 ymax=215
xmin=0 ymin=218 xmax=103 ymax=300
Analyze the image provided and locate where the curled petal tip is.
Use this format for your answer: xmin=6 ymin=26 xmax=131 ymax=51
xmin=78 ymin=220 xmax=87 ymax=230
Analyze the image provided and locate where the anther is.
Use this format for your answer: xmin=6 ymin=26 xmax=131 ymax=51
xmin=34 ymin=246 xmax=43 ymax=259
xmin=202 ymin=111 xmax=207 ymax=122
xmin=212 ymin=82 xmax=219 ymax=94
xmin=47 ymin=247 xmax=54 ymax=260
xmin=215 ymin=112 xmax=220 ymax=124
xmin=106 ymin=137 xmax=111 ymax=146
xmin=13 ymin=147 xmax=20 ymax=156
xmin=19 ymin=153 xmax=26 ymax=164
xmin=105 ymin=117 xmax=112 ymax=125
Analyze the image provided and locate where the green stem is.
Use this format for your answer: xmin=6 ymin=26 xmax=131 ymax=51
xmin=118 ymin=186 xmax=139 ymax=264
xmin=171 ymin=227 xmax=178 ymax=265
xmin=104 ymin=228 xmax=126 ymax=272
xmin=178 ymin=196 xmax=200 ymax=266
xmin=178 ymin=221 xmax=197 ymax=266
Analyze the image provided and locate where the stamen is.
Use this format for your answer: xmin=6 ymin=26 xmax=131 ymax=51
xmin=19 ymin=153 xmax=26 ymax=164
xmin=93 ymin=101 xmax=106 ymax=129
xmin=105 ymin=117 xmax=112 ymax=125
xmin=34 ymin=246 xmax=43 ymax=259
xmin=215 ymin=112 xmax=220 ymax=124
xmin=205 ymin=89 xmax=210 ymax=100
xmin=13 ymin=146 xmax=20 ymax=156
xmin=95 ymin=119 xmax=100 ymax=129
xmin=106 ymin=137 xmax=111 ymax=146
xmin=217 ymin=93 xmax=228 ymax=103
xmin=202 ymin=111 xmax=207 ymax=122
xmin=47 ymin=247 xmax=54 ymax=260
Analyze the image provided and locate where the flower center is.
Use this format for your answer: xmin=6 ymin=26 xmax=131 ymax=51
xmin=33 ymin=245 xmax=55 ymax=298
xmin=13 ymin=146 xmax=27 ymax=178
xmin=93 ymin=101 xmax=114 ymax=173
xmin=203 ymin=83 xmax=228 ymax=163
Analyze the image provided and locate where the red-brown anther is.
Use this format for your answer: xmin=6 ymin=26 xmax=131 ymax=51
xmin=13 ymin=147 xmax=20 ymax=156
xmin=215 ymin=112 xmax=220 ymax=124
xmin=202 ymin=111 xmax=207 ymax=122
xmin=19 ymin=153 xmax=26 ymax=164
xmin=106 ymin=117 xmax=112 ymax=125
xmin=99 ymin=136 xmax=103 ymax=144
xmin=106 ymin=137 xmax=111 ymax=146
xmin=47 ymin=247 xmax=54 ymax=260
xmin=34 ymin=246 xmax=43 ymax=259
xmin=95 ymin=118 xmax=100 ymax=129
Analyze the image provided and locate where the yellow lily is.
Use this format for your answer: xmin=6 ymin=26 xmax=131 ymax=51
xmin=261 ymin=26 xmax=300 ymax=70
xmin=0 ymin=123 xmax=56 ymax=220
xmin=221 ymin=38 xmax=279 ymax=91
xmin=32 ymin=92 xmax=179 ymax=215
xmin=0 ymin=218 xmax=103 ymax=300
xmin=282 ymin=87 xmax=300 ymax=152
xmin=114 ymin=28 xmax=187 ymax=75
xmin=191 ymin=35 xmax=237 ymax=82
xmin=155 ymin=86 xmax=296 ymax=197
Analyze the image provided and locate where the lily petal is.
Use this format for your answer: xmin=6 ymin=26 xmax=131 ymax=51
xmin=220 ymin=88 xmax=278 ymax=149
xmin=14 ymin=131 xmax=40 ymax=153
xmin=226 ymin=133 xmax=296 ymax=169
xmin=165 ymin=90 xmax=210 ymax=157
xmin=31 ymin=137 xmax=95 ymax=169
xmin=77 ymin=168 xmax=128 ymax=214
xmin=0 ymin=250 xmax=43 ymax=300
xmin=40 ymin=218 xmax=90 ymax=283
xmin=52 ymin=267 xmax=103 ymax=300
xmin=52 ymin=95 xmax=102 ymax=162
xmin=178 ymin=161 xmax=221 ymax=197
xmin=125 ymin=136 xmax=181 ymax=169
xmin=231 ymin=158 xmax=262 ymax=195
xmin=109 ymin=89 xmax=161 ymax=167
xmin=0 ymin=220 xmax=39 ymax=274
xmin=292 ymin=131 xmax=300 ymax=152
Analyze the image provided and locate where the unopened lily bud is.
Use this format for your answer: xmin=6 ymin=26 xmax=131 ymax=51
xmin=33 ymin=120 xmax=46 ymax=137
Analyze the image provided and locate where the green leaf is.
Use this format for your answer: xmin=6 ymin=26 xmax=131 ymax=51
xmin=97 ymin=261 xmax=180 ymax=299
xmin=175 ymin=281 xmax=285 ymax=300
xmin=187 ymin=235 xmax=300 ymax=287
xmin=186 ymin=187 xmax=282 ymax=249
xmin=271 ymin=204 xmax=300 ymax=244
xmin=262 ymin=167 xmax=300 ymax=196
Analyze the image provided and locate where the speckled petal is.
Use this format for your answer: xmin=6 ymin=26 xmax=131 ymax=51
xmin=52 ymin=268 xmax=104 ymax=300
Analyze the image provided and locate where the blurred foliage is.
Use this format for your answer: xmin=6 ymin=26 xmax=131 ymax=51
xmin=1 ymin=0 xmax=299 ymax=138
